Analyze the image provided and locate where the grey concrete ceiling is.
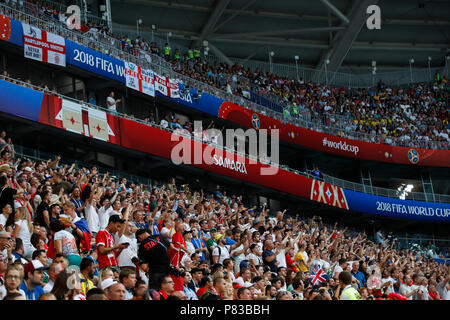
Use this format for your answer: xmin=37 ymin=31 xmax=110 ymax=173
xmin=110 ymin=0 xmax=450 ymax=72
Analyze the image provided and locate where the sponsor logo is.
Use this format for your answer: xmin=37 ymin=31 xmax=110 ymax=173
xmin=179 ymin=90 xmax=193 ymax=103
xmin=170 ymin=121 xmax=279 ymax=176
xmin=252 ymin=113 xmax=260 ymax=129
xmin=408 ymin=149 xmax=419 ymax=164
xmin=213 ymin=155 xmax=248 ymax=174
xmin=322 ymin=137 xmax=359 ymax=155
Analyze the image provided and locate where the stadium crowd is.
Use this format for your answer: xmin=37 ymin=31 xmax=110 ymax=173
xmin=1 ymin=0 xmax=449 ymax=151
xmin=0 ymin=132 xmax=448 ymax=301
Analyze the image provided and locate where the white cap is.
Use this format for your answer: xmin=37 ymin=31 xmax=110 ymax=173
xmin=101 ymin=278 xmax=117 ymax=290
xmin=161 ymin=227 xmax=170 ymax=236
xmin=233 ymin=278 xmax=253 ymax=288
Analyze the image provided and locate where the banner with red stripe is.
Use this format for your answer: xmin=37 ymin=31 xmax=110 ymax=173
xmin=22 ymin=23 xmax=65 ymax=67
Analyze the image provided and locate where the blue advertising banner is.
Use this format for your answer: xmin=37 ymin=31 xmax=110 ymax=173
xmin=345 ymin=189 xmax=450 ymax=222
xmin=0 ymin=79 xmax=43 ymax=122
xmin=156 ymin=88 xmax=223 ymax=117
xmin=249 ymin=91 xmax=283 ymax=113
xmin=65 ymin=40 xmax=126 ymax=83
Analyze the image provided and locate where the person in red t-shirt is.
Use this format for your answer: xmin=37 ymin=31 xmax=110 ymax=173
xmin=168 ymin=219 xmax=188 ymax=267
xmin=196 ymin=276 xmax=213 ymax=298
xmin=96 ymin=215 xmax=128 ymax=270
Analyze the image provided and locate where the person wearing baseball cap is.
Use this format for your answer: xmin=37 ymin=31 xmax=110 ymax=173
xmin=19 ymin=260 xmax=47 ymax=300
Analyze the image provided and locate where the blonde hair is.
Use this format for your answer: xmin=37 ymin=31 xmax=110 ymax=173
xmin=6 ymin=264 xmax=24 ymax=280
xmin=16 ymin=207 xmax=33 ymax=233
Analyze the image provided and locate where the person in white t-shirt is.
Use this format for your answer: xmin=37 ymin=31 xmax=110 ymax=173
xmin=160 ymin=116 xmax=170 ymax=129
xmin=50 ymin=220 xmax=78 ymax=257
xmin=231 ymin=234 xmax=249 ymax=274
xmin=436 ymin=275 xmax=450 ymax=301
xmin=98 ymin=197 xmax=114 ymax=230
xmin=106 ymin=91 xmax=121 ymax=114
xmin=84 ymin=196 xmax=100 ymax=236
xmin=116 ymin=221 xmax=138 ymax=269
xmin=399 ymin=274 xmax=418 ymax=300
xmin=333 ymin=258 xmax=348 ymax=279
xmin=247 ymin=243 xmax=263 ymax=268
xmin=12 ymin=207 xmax=34 ymax=259
xmin=380 ymin=269 xmax=396 ymax=295
xmin=0 ymin=203 xmax=12 ymax=231
xmin=411 ymin=274 xmax=428 ymax=300
xmin=212 ymin=235 xmax=233 ymax=264
xmin=183 ymin=230 xmax=196 ymax=256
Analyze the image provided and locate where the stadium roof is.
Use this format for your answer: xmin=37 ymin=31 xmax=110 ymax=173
xmin=110 ymin=0 xmax=450 ymax=74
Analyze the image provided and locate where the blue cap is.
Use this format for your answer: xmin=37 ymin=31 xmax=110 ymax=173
xmin=239 ymin=260 xmax=248 ymax=271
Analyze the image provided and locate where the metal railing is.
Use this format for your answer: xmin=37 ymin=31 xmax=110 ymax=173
xmin=208 ymin=54 xmax=449 ymax=89
xmin=27 ymin=0 xmax=108 ymax=27
xmin=2 ymin=76 xmax=450 ymax=204
xmin=0 ymin=3 xmax=171 ymax=69
xmin=1 ymin=3 xmax=448 ymax=151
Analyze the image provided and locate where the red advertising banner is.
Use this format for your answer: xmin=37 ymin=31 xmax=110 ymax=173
xmin=36 ymin=94 xmax=313 ymax=200
xmin=118 ymin=118 xmax=313 ymax=200
xmin=218 ymin=101 xmax=450 ymax=167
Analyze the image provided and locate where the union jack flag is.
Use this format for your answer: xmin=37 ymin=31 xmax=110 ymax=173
xmin=309 ymin=264 xmax=329 ymax=286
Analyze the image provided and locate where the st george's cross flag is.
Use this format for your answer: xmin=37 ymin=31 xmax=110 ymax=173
xmin=22 ymin=23 xmax=66 ymax=67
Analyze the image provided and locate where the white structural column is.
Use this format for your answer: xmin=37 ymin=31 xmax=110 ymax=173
xmin=315 ymin=0 xmax=378 ymax=83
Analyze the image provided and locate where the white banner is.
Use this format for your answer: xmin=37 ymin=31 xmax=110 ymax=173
xmin=154 ymin=73 xmax=180 ymax=98
xmin=167 ymin=78 xmax=180 ymax=98
xmin=124 ymin=61 xmax=155 ymax=97
xmin=155 ymin=73 xmax=168 ymax=96
xmin=60 ymin=99 xmax=83 ymax=134
xmin=22 ymin=23 xmax=66 ymax=67
xmin=88 ymin=108 xmax=109 ymax=141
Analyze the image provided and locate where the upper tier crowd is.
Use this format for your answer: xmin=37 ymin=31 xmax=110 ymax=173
xmin=0 ymin=131 xmax=448 ymax=301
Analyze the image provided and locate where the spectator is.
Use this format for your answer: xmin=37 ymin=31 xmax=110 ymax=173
xmin=350 ymin=261 xmax=366 ymax=289
xmin=237 ymin=286 xmax=252 ymax=300
xmin=106 ymin=91 xmax=121 ymax=114
xmin=43 ymin=262 xmax=63 ymax=293
xmin=311 ymin=166 xmax=323 ymax=180
xmin=337 ymin=271 xmax=361 ymax=300
xmin=105 ymin=281 xmax=126 ymax=300
xmin=0 ymin=264 xmax=26 ymax=299
xmin=12 ymin=207 xmax=34 ymax=259
xmin=19 ymin=260 xmax=46 ymax=300
xmin=119 ymin=268 xmax=137 ymax=300
xmin=137 ymin=229 xmax=170 ymax=290
xmin=159 ymin=275 xmax=175 ymax=300
xmin=38 ymin=292 xmax=57 ymax=300
xmin=86 ymin=287 xmax=108 ymax=300
xmin=95 ymin=215 xmax=127 ymax=271
xmin=183 ymin=271 xmax=198 ymax=300
xmin=196 ymin=276 xmax=212 ymax=299
xmin=79 ymin=257 xmax=95 ymax=296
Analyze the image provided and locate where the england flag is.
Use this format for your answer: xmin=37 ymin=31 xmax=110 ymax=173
xmin=22 ymin=23 xmax=66 ymax=67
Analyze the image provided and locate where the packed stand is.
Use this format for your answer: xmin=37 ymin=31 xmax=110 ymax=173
xmin=0 ymin=133 xmax=448 ymax=301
